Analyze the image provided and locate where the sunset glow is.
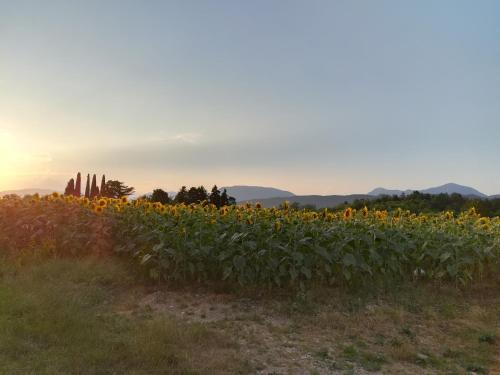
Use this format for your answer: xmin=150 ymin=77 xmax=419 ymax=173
xmin=1 ymin=1 xmax=499 ymax=195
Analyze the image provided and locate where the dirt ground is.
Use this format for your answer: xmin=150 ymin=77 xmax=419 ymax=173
xmin=117 ymin=283 xmax=500 ymax=375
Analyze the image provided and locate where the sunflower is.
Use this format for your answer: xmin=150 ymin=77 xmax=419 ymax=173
xmin=255 ymin=202 xmax=262 ymax=209
xmin=274 ymin=220 xmax=282 ymax=231
xmin=362 ymin=206 xmax=369 ymax=218
xmin=120 ymin=196 xmax=128 ymax=204
xmin=98 ymin=198 xmax=107 ymax=207
xmin=343 ymin=207 xmax=353 ymax=220
xmin=375 ymin=210 xmax=387 ymax=221
xmin=94 ymin=205 xmax=104 ymax=214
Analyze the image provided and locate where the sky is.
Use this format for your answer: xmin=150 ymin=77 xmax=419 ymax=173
xmin=1 ymin=0 xmax=500 ymax=195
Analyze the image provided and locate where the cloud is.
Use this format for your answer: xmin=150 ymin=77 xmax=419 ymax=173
xmin=169 ymin=133 xmax=202 ymax=144
xmin=63 ymin=129 xmax=347 ymax=173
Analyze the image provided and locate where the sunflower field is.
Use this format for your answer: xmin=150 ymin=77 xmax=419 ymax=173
xmin=1 ymin=193 xmax=499 ymax=289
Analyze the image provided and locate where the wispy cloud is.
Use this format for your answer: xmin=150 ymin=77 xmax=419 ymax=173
xmin=169 ymin=133 xmax=202 ymax=144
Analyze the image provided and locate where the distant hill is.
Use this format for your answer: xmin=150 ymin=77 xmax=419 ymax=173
xmin=490 ymin=194 xmax=500 ymax=199
xmin=0 ymin=188 xmax=58 ymax=197
xmin=368 ymin=183 xmax=488 ymax=198
xmin=368 ymin=188 xmax=413 ymax=196
xmin=421 ymin=183 xmax=487 ymax=198
xmin=244 ymin=194 xmax=374 ymax=209
xmin=221 ymin=185 xmax=294 ymax=202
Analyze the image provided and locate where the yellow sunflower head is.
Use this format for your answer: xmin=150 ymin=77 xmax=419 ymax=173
xmin=362 ymin=206 xmax=369 ymax=218
xmin=343 ymin=207 xmax=353 ymax=220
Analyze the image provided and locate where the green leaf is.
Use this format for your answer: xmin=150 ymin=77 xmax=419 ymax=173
xmin=342 ymin=253 xmax=356 ymax=267
xmin=301 ymin=266 xmax=312 ymax=279
xmin=233 ymin=255 xmax=246 ymax=270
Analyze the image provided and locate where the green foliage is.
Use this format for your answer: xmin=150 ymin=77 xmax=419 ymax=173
xmin=0 ymin=258 xmax=247 ymax=374
xmin=187 ymin=186 xmax=208 ymax=204
xmin=110 ymin=204 xmax=500 ymax=289
xmin=478 ymin=333 xmax=496 ymax=345
xmin=84 ymin=174 xmax=90 ymax=199
xmin=100 ymin=174 xmax=106 ymax=197
xmin=341 ymin=191 xmax=500 ymax=217
xmin=1 ymin=195 xmax=499 ymax=290
xmin=174 ymin=185 xmax=235 ymax=206
xmin=209 ymin=185 xmax=222 ymax=208
xmin=174 ymin=186 xmax=189 ymax=204
xmin=64 ymin=178 xmax=75 ymax=196
xmin=75 ymin=172 xmax=82 ymax=197
xmin=151 ymin=189 xmax=171 ymax=204
xmin=90 ymin=174 xmax=99 ymax=198
xmin=104 ymin=180 xmax=135 ymax=198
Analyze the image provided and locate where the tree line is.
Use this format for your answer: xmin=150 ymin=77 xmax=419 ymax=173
xmin=64 ymin=173 xmax=134 ymax=199
xmin=337 ymin=191 xmax=500 ymax=217
xmin=64 ymin=174 xmax=236 ymax=208
xmin=143 ymin=185 xmax=236 ymax=208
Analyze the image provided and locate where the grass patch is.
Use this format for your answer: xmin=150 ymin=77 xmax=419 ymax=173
xmin=264 ymin=280 xmax=500 ymax=374
xmin=0 ymin=258 xmax=250 ymax=374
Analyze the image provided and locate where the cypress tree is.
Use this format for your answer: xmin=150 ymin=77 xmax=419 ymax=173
xmin=64 ymin=178 xmax=75 ymax=196
xmin=75 ymin=172 xmax=82 ymax=197
xmin=84 ymin=174 xmax=90 ymax=198
xmin=100 ymin=175 xmax=106 ymax=197
xmin=90 ymin=174 xmax=99 ymax=198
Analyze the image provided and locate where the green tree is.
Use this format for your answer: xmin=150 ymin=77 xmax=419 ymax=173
xmin=151 ymin=189 xmax=170 ymax=204
xmin=84 ymin=174 xmax=90 ymax=198
xmin=174 ymin=186 xmax=189 ymax=204
xmin=64 ymin=178 xmax=75 ymax=196
xmin=220 ymin=189 xmax=235 ymax=206
xmin=209 ymin=185 xmax=221 ymax=207
xmin=90 ymin=174 xmax=99 ymax=198
xmin=75 ymin=172 xmax=82 ymax=197
xmin=100 ymin=175 xmax=106 ymax=197
xmin=105 ymin=180 xmax=135 ymax=198
xmin=187 ymin=186 xmax=208 ymax=204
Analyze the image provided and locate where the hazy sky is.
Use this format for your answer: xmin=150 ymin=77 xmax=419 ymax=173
xmin=1 ymin=0 xmax=499 ymax=195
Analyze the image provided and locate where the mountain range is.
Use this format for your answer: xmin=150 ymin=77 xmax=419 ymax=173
xmin=221 ymin=186 xmax=294 ymax=202
xmin=367 ymin=183 xmax=488 ymax=198
xmin=242 ymin=183 xmax=499 ymax=209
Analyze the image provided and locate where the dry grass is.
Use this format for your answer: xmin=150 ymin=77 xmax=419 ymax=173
xmin=1 ymin=256 xmax=498 ymax=374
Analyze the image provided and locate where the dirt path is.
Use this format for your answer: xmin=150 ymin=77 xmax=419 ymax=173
xmin=136 ymin=290 xmax=346 ymax=374
xmin=116 ymin=284 xmax=499 ymax=375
